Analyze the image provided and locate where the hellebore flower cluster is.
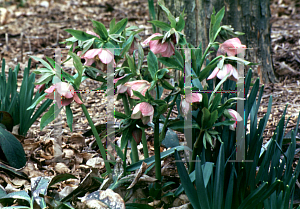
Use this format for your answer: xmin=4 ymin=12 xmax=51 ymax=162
xmin=208 ymin=38 xmax=246 ymax=83
xmin=45 ymin=82 xmax=83 ymax=108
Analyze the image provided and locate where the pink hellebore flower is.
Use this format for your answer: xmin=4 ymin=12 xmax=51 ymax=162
xmin=131 ymin=102 xmax=154 ymax=125
xmin=180 ymin=93 xmax=203 ymax=118
xmin=124 ymin=80 xmax=151 ymax=100
xmin=45 ymin=82 xmax=83 ymax=108
xmin=207 ymin=64 xmax=239 ymax=82
xmin=227 ymin=109 xmax=243 ymax=131
xmin=142 ymin=33 xmax=175 ymax=57
xmin=77 ymin=49 xmax=114 ymax=66
xmin=217 ymin=38 xmax=246 ymax=57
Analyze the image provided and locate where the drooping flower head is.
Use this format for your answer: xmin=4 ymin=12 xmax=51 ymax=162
xmin=131 ymin=102 xmax=154 ymax=125
xmin=207 ymin=64 xmax=239 ymax=82
xmin=180 ymin=93 xmax=203 ymax=118
xmin=45 ymin=82 xmax=83 ymax=108
xmin=217 ymin=38 xmax=246 ymax=57
xmin=227 ymin=109 xmax=243 ymax=130
xmin=142 ymin=33 xmax=175 ymax=57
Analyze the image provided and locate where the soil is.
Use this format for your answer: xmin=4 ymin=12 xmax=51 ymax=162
xmin=0 ymin=0 xmax=300 ymax=207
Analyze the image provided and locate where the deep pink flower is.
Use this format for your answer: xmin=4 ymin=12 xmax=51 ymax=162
xmin=180 ymin=93 xmax=202 ymax=118
xmin=45 ymin=82 xmax=83 ymax=108
xmin=227 ymin=109 xmax=243 ymax=130
xmin=142 ymin=33 xmax=175 ymax=57
xmin=207 ymin=64 xmax=239 ymax=82
xmin=131 ymin=102 xmax=154 ymax=125
xmin=217 ymin=38 xmax=246 ymax=57
xmin=124 ymin=80 xmax=151 ymax=99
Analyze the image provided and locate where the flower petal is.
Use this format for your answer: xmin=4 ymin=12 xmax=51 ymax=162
xmin=207 ymin=67 xmax=220 ymax=80
xmin=139 ymin=102 xmax=154 ymax=117
xmin=83 ymin=49 xmax=102 ymax=59
xmin=142 ymin=33 xmax=163 ymax=46
xmin=99 ymin=49 xmax=114 ymax=64
xmin=149 ymin=40 xmax=168 ymax=54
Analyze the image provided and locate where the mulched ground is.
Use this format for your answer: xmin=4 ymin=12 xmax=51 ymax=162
xmin=0 ymin=0 xmax=300 ymax=207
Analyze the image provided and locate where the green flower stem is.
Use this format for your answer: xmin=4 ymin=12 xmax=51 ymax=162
xmin=189 ymin=129 xmax=204 ymax=173
xmin=79 ymin=94 xmax=112 ymax=174
xmin=141 ymin=128 xmax=149 ymax=159
xmin=123 ymin=142 xmax=128 ymax=175
xmin=131 ymin=138 xmax=139 ymax=163
xmin=159 ymin=94 xmax=178 ymax=142
xmin=154 ymin=117 xmax=161 ymax=181
xmin=121 ymin=94 xmax=130 ymax=115
xmin=156 ymin=83 xmax=160 ymax=100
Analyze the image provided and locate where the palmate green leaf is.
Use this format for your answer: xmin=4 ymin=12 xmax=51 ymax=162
xmin=40 ymin=104 xmax=62 ymax=130
xmin=158 ymin=57 xmax=183 ymax=71
xmin=148 ymin=20 xmax=171 ymax=31
xmin=92 ymin=20 xmax=109 ymax=40
xmin=167 ymin=119 xmax=201 ymax=133
xmin=175 ymin=12 xmax=185 ymax=31
xmin=175 ymin=150 xmax=201 ymax=209
xmin=34 ymin=72 xmax=54 ymax=85
xmin=32 ymin=67 xmax=54 ymax=74
xmin=0 ymin=126 xmax=26 ymax=169
xmin=212 ymin=7 xmax=225 ymax=41
xmin=147 ymin=51 xmax=158 ymax=81
xmin=30 ymin=56 xmax=53 ymax=70
xmin=109 ymin=18 xmax=116 ymax=32
xmin=157 ymin=0 xmax=176 ymax=27
xmin=65 ymin=29 xmax=97 ymax=41
xmin=120 ymin=34 xmax=134 ymax=57
xmin=109 ymin=18 xmax=128 ymax=35
xmin=68 ymin=52 xmax=83 ymax=89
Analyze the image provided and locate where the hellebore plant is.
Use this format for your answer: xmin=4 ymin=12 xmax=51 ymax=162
xmin=29 ymin=0 xmax=255 ymax=187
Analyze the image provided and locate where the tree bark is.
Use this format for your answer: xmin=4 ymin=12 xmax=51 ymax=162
xmin=157 ymin=0 xmax=278 ymax=84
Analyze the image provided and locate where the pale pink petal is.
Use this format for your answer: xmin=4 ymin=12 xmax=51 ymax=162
xmin=98 ymin=49 xmax=113 ymax=64
xmin=228 ymin=109 xmax=243 ymax=121
xmin=45 ymin=85 xmax=55 ymax=94
xmin=55 ymin=82 xmax=70 ymax=96
xmin=207 ymin=67 xmax=220 ymax=80
xmin=85 ymin=58 xmax=94 ymax=66
xmin=139 ymin=102 xmax=154 ymax=116
xmin=83 ymin=49 xmax=102 ymax=59
xmin=117 ymin=85 xmax=128 ymax=94
xmin=191 ymin=93 xmax=202 ymax=103
xmin=114 ymin=75 xmax=127 ymax=83
xmin=217 ymin=65 xmax=232 ymax=80
xmin=73 ymin=93 xmax=83 ymax=104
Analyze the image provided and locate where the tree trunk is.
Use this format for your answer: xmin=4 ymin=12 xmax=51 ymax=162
xmin=157 ymin=0 xmax=278 ymax=84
